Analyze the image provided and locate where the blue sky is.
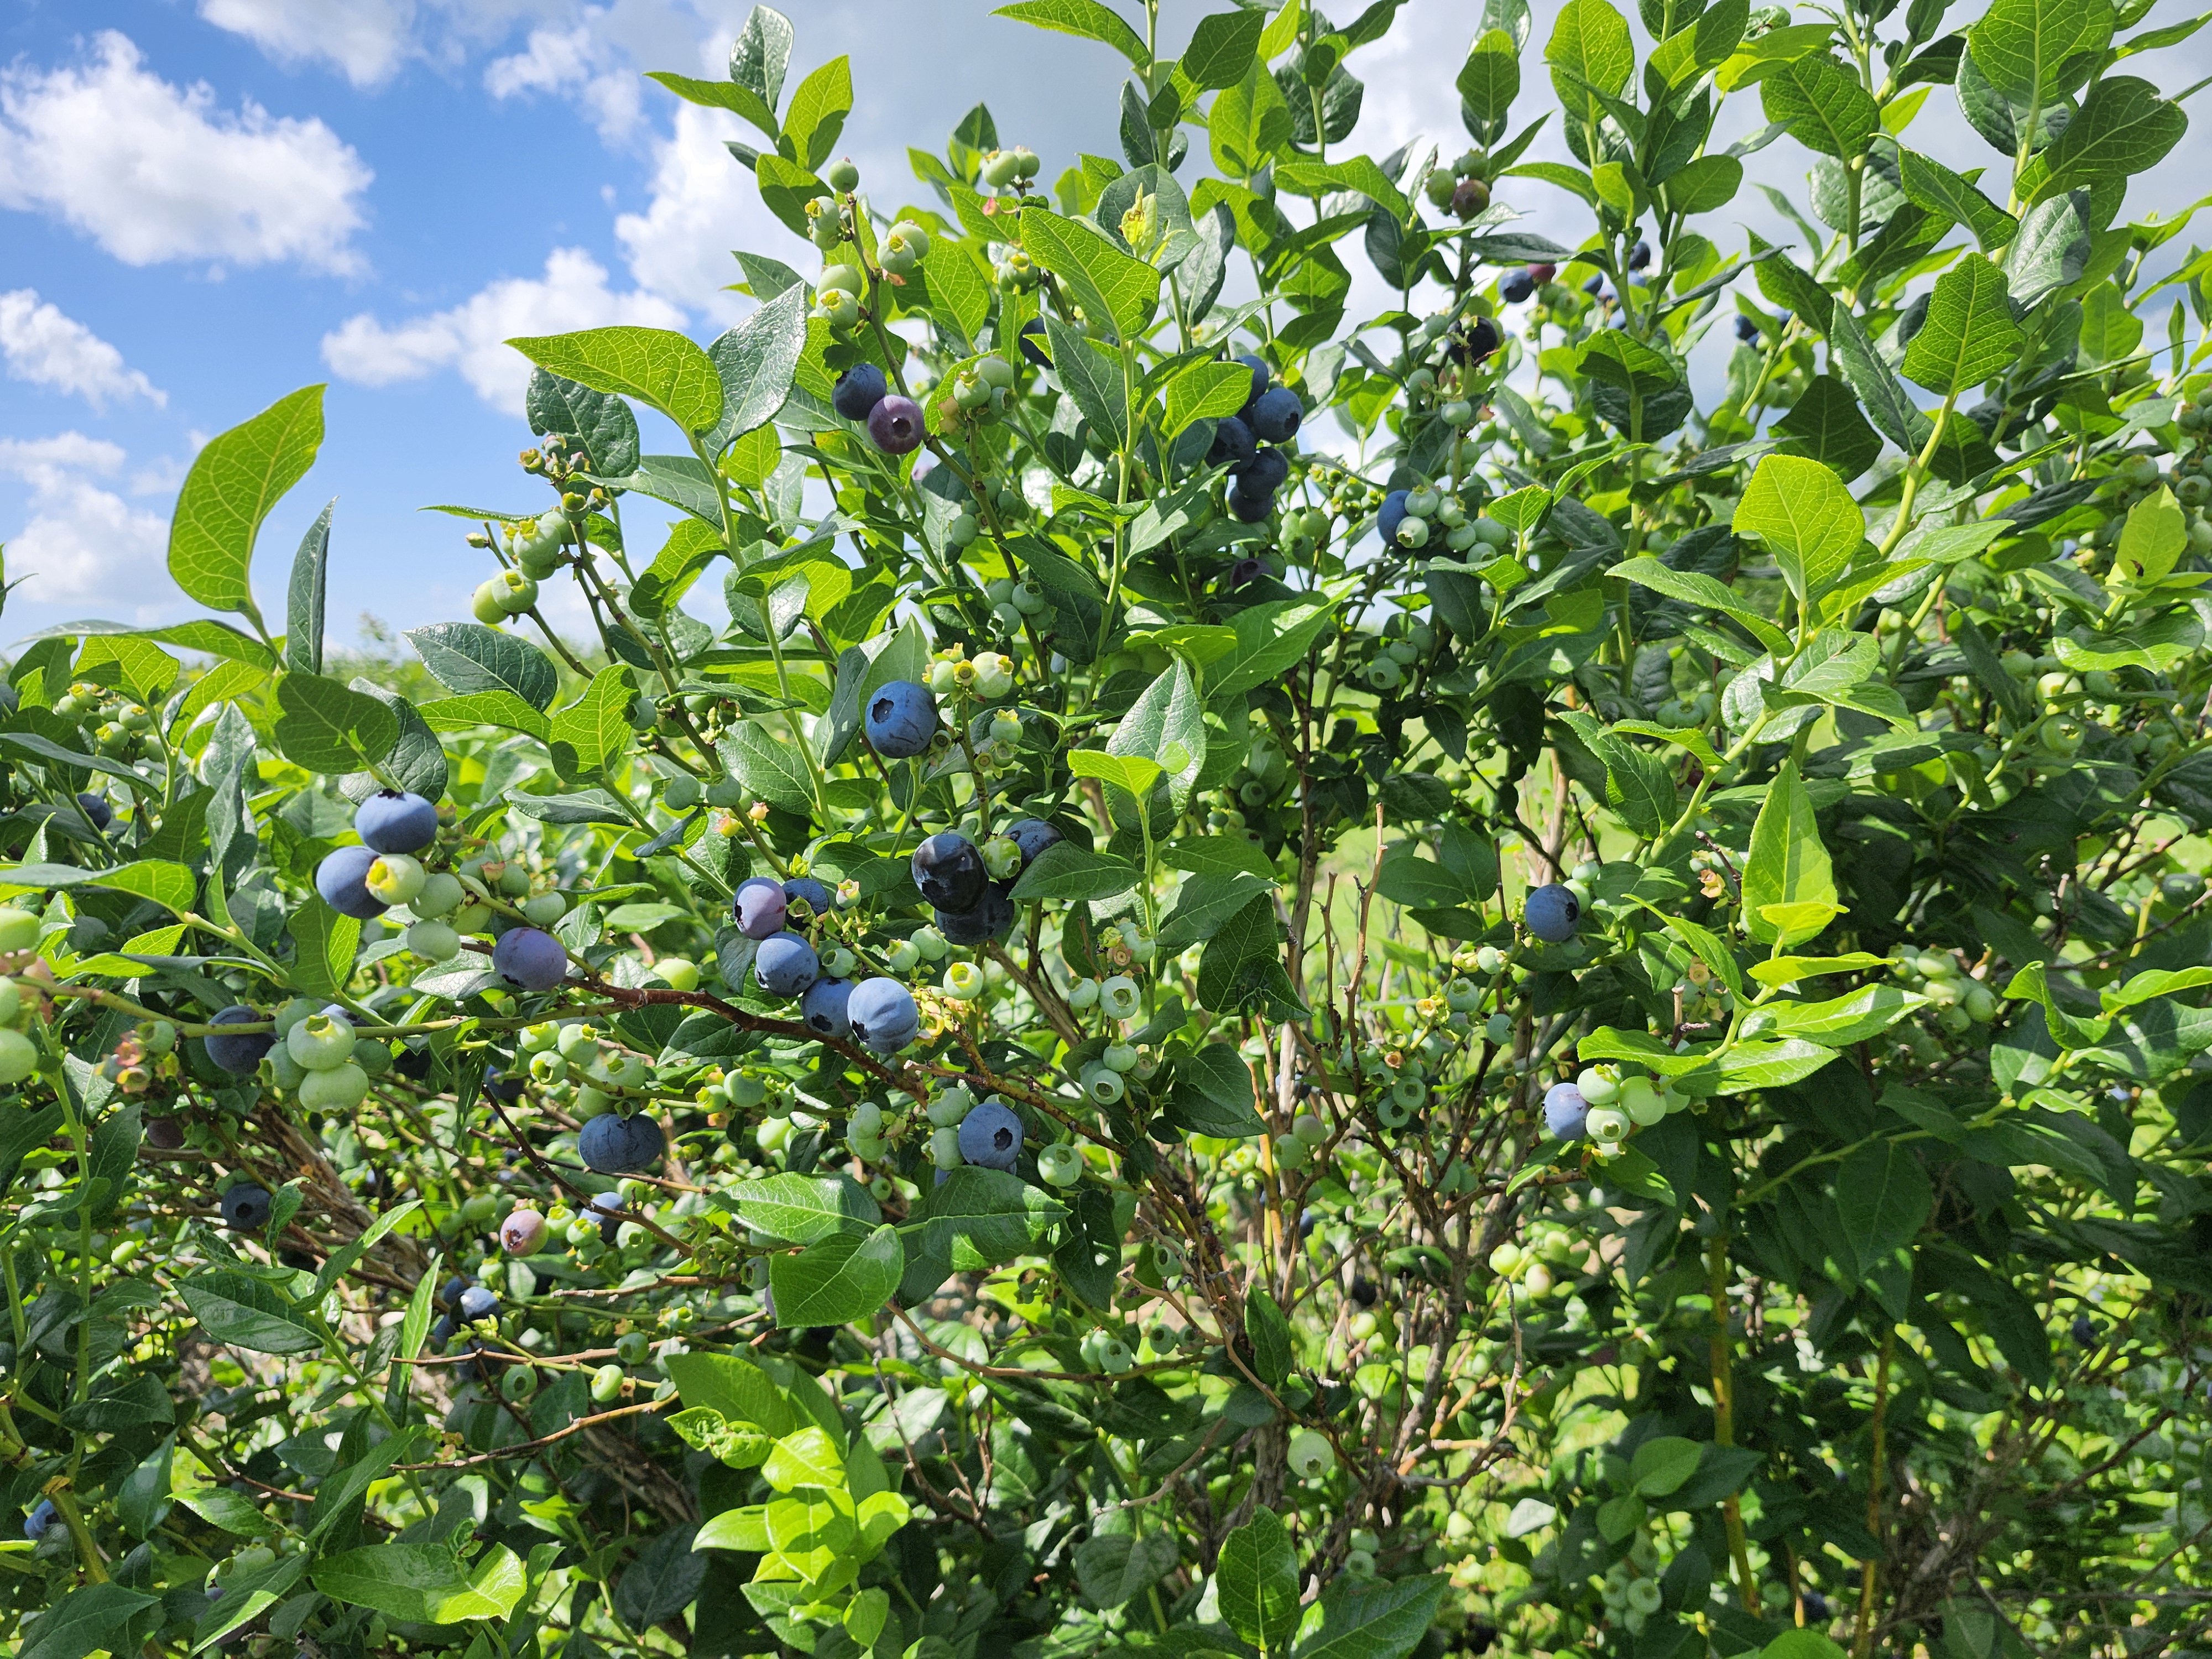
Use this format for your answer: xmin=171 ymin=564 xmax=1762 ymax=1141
xmin=3 ymin=1 xmax=2205 ymax=655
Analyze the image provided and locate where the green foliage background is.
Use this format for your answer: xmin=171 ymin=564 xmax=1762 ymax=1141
xmin=0 ymin=0 xmax=2209 ymax=1657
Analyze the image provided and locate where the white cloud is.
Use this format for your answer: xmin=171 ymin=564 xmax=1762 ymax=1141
xmin=0 ymin=433 xmax=172 ymax=614
xmin=484 ymin=18 xmax=645 ymax=139
xmin=0 ymin=33 xmax=373 ymax=274
xmin=320 ymin=247 xmax=687 ymax=412
xmin=197 ymin=0 xmax=420 ymax=87
xmin=617 ymin=102 xmax=785 ymax=319
xmin=0 ymin=290 xmax=165 ymax=411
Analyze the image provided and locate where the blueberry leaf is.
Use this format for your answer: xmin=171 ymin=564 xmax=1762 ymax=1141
xmin=169 ymin=384 xmax=324 ymax=620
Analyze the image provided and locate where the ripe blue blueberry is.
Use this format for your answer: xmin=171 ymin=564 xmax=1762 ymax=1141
xmin=1453 ymin=316 xmax=1501 ymax=366
xmin=483 ymin=1064 xmax=525 ymax=1103
xmin=733 ymin=877 xmax=790 ymax=940
xmin=2072 ymin=1314 xmax=2098 ymax=1348
xmin=440 ymin=1275 xmax=470 ymax=1308
xmin=1228 ymin=555 xmax=1265 ymax=587
xmin=1238 ymin=448 xmax=1290 ymax=495
xmin=1234 ymin=353 xmax=1270 ymax=415
xmin=1004 ymin=817 xmax=1062 ymax=869
xmin=1735 ymin=314 xmax=1760 ymax=343
xmin=76 ymin=792 xmax=113 ymax=832
xmin=1501 ymin=269 xmax=1535 ymax=304
xmin=912 ymin=832 xmax=988 ymax=914
xmin=801 ymin=977 xmax=853 ymax=1037
xmin=354 ymin=789 xmax=438 ymax=854
xmin=1248 ymin=387 xmax=1303 ymax=444
xmin=1524 ymin=883 xmax=1581 ymax=943
xmin=221 ymin=1183 xmax=272 ymax=1230
xmin=492 ymin=926 xmax=568 ymax=992
xmin=866 ymin=680 xmax=937 ymax=758
xmin=458 ymin=1285 xmax=499 ymax=1320
xmin=1228 ymin=486 xmax=1275 ymax=524
xmin=203 ymin=1005 xmax=273 ymax=1074
xmin=754 ymin=931 xmax=820 ymax=998
xmin=1377 ymin=489 xmax=1410 ymax=547
xmin=866 ymin=394 xmax=926 ymax=455
xmin=937 ymin=884 xmax=1014 ymax=945
xmin=579 ymin=1113 xmax=666 ymax=1173
xmin=1542 ymin=1083 xmax=1588 ymax=1140
xmin=315 ymin=846 xmax=389 ymax=920
xmin=783 ymin=875 xmax=836 ymax=917
xmin=832 ymin=362 xmax=889 ymax=421
xmin=847 ymin=977 xmax=919 ymax=1052
xmin=1629 ymin=239 xmax=1651 ymax=270
xmin=430 ymin=1314 xmax=456 ymax=1345
xmin=1206 ymin=415 xmax=1256 ymax=470
xmin=23 ymin=1499 xmax=56 ymax=1539
xmin=958 ymin=1099 xmax=1024 ymax=1170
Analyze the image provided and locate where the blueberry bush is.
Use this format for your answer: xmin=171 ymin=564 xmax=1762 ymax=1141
xmin=4 ymin=1 xmax=2212 ymax=1656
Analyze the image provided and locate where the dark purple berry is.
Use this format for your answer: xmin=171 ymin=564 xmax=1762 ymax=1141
xmin=734 ymin=877 xmax=790 ymax=940
xmin=204 ymin=1006 xmax=273 ymax=1076
xmin=491 ymin=926 xmax=567 ymax=992
xmin=1207 ymin=414 xmax=1256 ymax=470
xmin=832 ymin=362 xmax=889 ymax=421
xmin=912 ymin=832 xmax=988 ymax=914
xmin=866 ymin=395 xmax=925 ymax=455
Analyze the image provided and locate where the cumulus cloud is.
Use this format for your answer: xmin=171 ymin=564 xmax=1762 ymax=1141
xmin=0 ymin=434 xmax=173 ymax=614
xmin=0 ymin=291 xmax=165 ymax=411
xmin=484 ymin=19 xmax=644 ymax=139
xmin=197 ymin=0 xmax=421 ymax=88
xmin=617 ymin=102 xmax=787 ymax=320
xmin=320 ymin=247 xmax=687 ymax=413
xmin=0 ymin=33 xmax=374 ymax=274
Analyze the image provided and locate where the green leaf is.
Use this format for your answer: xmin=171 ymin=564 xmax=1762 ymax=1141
xmin=404 ymin=622 xmax=559 ymax=711
xmin=505 ymin=326 xmax=723 ymax=436
xmin=1075 ymin=1531 xmax=1179 ymax=1608
xmin=1757 ymin=53 xmax=1880 ymax=156
xmin=1245 ymin=1286 xmax=1293 ymax=1385
xmin=1459 ymin=29 xmax=1522 ymax=124
xmin=547 ymin=664 xmax=635 ymax=782
xmin=1296 ymin=1574 xmax=1448 ymax=1659
xmin=1827 ymin=305 xmax=1931 ymax=453
xmin=1760 ymin=1634 xmax=1851 ymax=1659
xmin=726 ymin=1173 xmax=881 ymax=1243
xmin=1900 ymin=252 xmax=2022 ymax=395
xmin=769 ymin=1222 xmax=902 ymax=1327
xmin=665 ymin=1350 xmax=798 ymax=1434
xmin=1629 ymin=1436 xmax=1703 ymax=1496
xmin=1547 ymin=0 xmax=1635 ymax=122
xmin=1219 ymin=1506 xmax=1302 ymax=1653
xmin=1165 ymin=361 xmax=1256 ymax=437
xmin=2004 ymin=190 xmax=2093 ymax=304
xmin=2116 ymin=487 xmax=2188 ymax=582
xmin=312 ymin=1542 xmax=527 ymax=1624
xmin=645 ymin=71 xmax=780 ymax=142
xmin=418 ymin=691 xmax=550 ymax=741
xmin=703 ymin=283 xmax=808 ymax=455
xmin=1204 ymin=598 xmax=1337 ymax=698
xmin=0 ymin=860 xmax=197 ymax=915
xmin=1070 ymin=748 xmax=1164 ymax=804
xmin=1741 ymin=758 xmax=1837 ymax=947
xmin=1832 ymin=1140 xmax=1932 ymax=1281
xmin=1764 ymin=984 xmax=1924 ymax=1044
xmin=285 ymin=499 xmax=333 ymax=677
xmin=1181 ymin=8 xmax=1266 ymax=88
xmin=761 ymin=1426 xmax=845 ymax=1491
xmin=526 ymin=370 xmax=641 ymax=477
xmin=1044 ymin=314 xmax=1130 ymax=451
xmin=2051 ymin=610 xmax=2204 ymax=672
xmin=994 ymin=0 xmax=1150 ymax=65
xmin=1167 ymin=1042 xmax=1269 ymax=1136
xmin=906 ymin=1166 xmax=1067 ymax=1269
xmin=1110 ymin=658 xmax=1205 ymax=812
xmin=1209 ymin=58 xmax=1296 ymax=175
xmin=717 ymin=722 xmax=816 ymax=816
xmin=176 ymin=1271 xmax=321 ymax=1354
xmin=1008 ymin=842 xmax=1140 ymax=901
xmin=1775 ymin=375 xmax=1884 ymax=481
xmin=272 ymin=674 xmax=400 ymax=775
xmin=20 ymin=1583 xmax=159 ymax=1659
xmin=1731 ymin=455 xmax=1864 ymax=603
xmin=347 ymin=678 xmax=447 ymax=804
xmin=1021 ymin=205 xmax=1163 ymax=340
xmin=1965 ymin=0 xmax=2111 ymax=106
xmin=1896 ymin=148 xmax=2017 ymax=252
xmin=2041 ymin=76 xmax=2187 ymax=194
xmin=1612 ymin=556 xmax=1791 ymax=654
xmin=286 ymin=898 xmax=361 ymax=1001
xmin=781 ymin=55 xmax=851 ymax=171
xmin=169 ymin=384 xmax=324 ymax=618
